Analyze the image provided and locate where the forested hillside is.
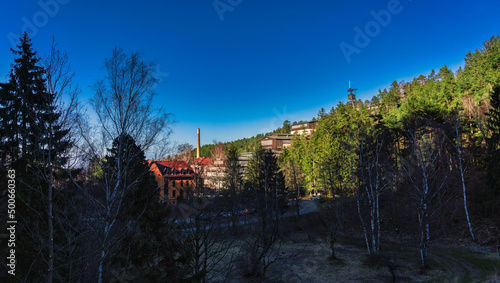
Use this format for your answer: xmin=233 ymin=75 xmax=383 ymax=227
xmin=284 ymin=35 xmax=499 ymax=206
xmin=198 ymin=119 xmax=313 ymax=157
xmin=277 ymin=35 xmax=500 ymax=268
xmin=194 ymin=36 xmax=499 ymax=269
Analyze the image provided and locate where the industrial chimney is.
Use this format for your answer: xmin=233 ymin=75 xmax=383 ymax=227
xmin=197 ymin=128 xmax=200 ymax=158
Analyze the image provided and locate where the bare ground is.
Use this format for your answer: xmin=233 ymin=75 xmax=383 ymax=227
xmin=213 ymin=201 xmax=500 ymax=282
xmin=221 ymin=232 xmax=499 ymax=283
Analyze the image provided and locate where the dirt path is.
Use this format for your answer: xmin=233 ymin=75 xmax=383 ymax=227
xmin=429 ymin=250 xmax=484 ymax=282
xmin=299 ymin=200 xmax=319 ymax=214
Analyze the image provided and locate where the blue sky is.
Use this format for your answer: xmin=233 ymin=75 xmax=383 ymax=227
xmin=1 ymin=0 xmax=500 ymax=149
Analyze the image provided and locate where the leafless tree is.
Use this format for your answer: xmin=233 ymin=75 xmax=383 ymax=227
xmin=399 ymin=118 xmax=448 ymax=268
xmin=177 ymin=143 xmax=195 ymax=163
xmin=356 ymin=126 xmax=392 ymax=255
xmin=69 ymin=47 xmax=173 ymax=282
xmin=186 ymin=198 xmax=236 ymax=282
xmin=445 ymin=114 xmax=475 ymax=241
xmin=242 ymin=204 xmax=286 ymax=278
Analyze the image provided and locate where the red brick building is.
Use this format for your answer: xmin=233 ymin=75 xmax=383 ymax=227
xmin=150 ymin=160 xmax=195 ymax=204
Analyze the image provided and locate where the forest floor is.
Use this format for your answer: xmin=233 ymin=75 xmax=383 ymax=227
xmin=225 ymin=231 xmax=500 ymax=282
xmin=220 ymin=200 xmax=500 ymax=282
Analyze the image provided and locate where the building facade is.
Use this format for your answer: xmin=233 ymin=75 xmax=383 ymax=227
xmin=150 ymin=160 xmax=195 ymax=204
xmin=258 ymin=134 xmax=292 ymax=152
xmin=290 ymin=121 xmax=318 ymax=136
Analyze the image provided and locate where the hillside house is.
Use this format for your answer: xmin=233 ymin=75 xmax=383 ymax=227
xmin=290 ymin=121 xmax=318 ymax=136
xmin=258 ymin=134 xmax=292 ymax=152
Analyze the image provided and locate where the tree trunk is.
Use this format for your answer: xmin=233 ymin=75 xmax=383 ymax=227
xmin=419 ymin=206 xmax=430 ymax=269
xmin=48 ymin=167 xmax=54 ymax=283
xmin=370 ymin=197 xmax=376 ymax=255
xmin=357 ymin=198 xmax=371 ymax=255
xmin=98 ymin=249 xmax=105 ymax=283
xmin=329 ymin=222 xmax=337 ymax=259
xmin=376 ymin=192 xmax=380 ymax=255
xmin=455 ymin=125 xmax=475 ymax=241
xmin=47 ymin=123 xmax=54 ymax=283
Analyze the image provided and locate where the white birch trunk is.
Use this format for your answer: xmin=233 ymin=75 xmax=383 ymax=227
xmin=98 ymin=249 xmax=105 ymax=283
xmin=48 ymin=123 xmax=54 ymax=283
xmin=376 ymin=192 xmax=380 ymax=255
xmin=357 ymin=198 xmax=371 ymax=255
xmin=370 ymin=197 xmax=376 ymax=255
xmin=455 ymin=124 xmax=475 ymax=241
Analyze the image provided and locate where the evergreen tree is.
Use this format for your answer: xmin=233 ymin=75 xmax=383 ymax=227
xmin=437 ymin=65 xmax=455 ymax=107
xmin=225 ymin=144 xmax=242 ymax=233
xmin=0 ymin=72 xmax=21 ymax=168
xmin=278 ymin=148 xmax=304 ymax=216
xmin=12 ymin=33 xmax=51 ymax=165
xmin=110 ymin=134 xmax=194 ymax=282
xmin=0 ymin=32 xmax=73 ymax=282
xmin=381 ymin=81 xmax=401 ymax=111
xmin=246 ymin=146 xmax=280 ymax=209
xmin=486 ymin=84 xmax=500 ymax=213
xmin=1 ymin=32 xmax=49 ymax=171
xmin=282 ymin=120 xmax=291 ymax=134
xmin=106 ymin=133 xmax=154 ymax=217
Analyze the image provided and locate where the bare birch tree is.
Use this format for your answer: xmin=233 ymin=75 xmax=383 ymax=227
xmin=446 ymin=114 xmax=475 ymax=241
xmin=357 ymin=125 xmax=392 ymax=256
xmin=71 ymin=47 xmax=173 ymax=282
xmin=400 ymin=118 xmax=448 ymax=268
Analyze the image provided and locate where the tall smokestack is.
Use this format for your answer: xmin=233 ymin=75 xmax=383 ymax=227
xmin=197 ymin=128 xmax=200 ymax=158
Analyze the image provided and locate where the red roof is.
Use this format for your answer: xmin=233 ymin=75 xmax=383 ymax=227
xmin=155 ymin=160 xmax=192 ymax=171
xmin=195 ymin=157 xmax=213 ymax=166
xmin=150 ymin=160 xmax=195 ymax=178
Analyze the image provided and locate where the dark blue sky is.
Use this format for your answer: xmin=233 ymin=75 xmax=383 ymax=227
xmin=1 ymin=0 xmax=499 ymax=148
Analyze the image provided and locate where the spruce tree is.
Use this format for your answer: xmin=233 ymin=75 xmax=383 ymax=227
xmin=106 ymin=133 xmax=153 ymax=218
xmin=0 ymin=71 xmax=20 ymax=184
xmin=108 ymin=134 xmax=194 ymax=282
xmin=0 ymin=32 xmax=73 ymax=282
xmin=487 ymin=84 xmax=500 ymax=211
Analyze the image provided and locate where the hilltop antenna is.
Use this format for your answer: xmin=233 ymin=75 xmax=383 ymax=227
xmin=347 ymin=82 xmax=357 ymax=106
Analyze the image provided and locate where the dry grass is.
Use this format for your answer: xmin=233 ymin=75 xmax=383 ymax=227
xmin=217 ymin=232 xmax=452 ymax=283
xmin=213 ymin=231 xmax=500 ymax=282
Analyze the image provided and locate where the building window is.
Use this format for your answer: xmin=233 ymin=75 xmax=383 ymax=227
xmin=180 ymin=180 xmax=184 ymax=187
xmin=172 ymin=190 xmax=176 ymax=198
